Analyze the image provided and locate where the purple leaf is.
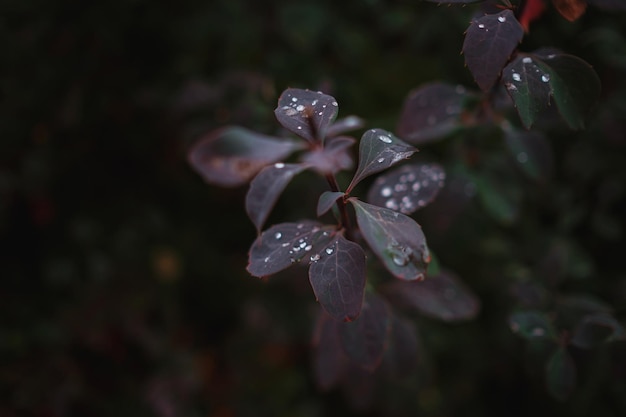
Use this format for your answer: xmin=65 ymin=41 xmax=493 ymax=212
xmin=380 ymin=314 xmax=420 ymax=379
xmin=247 ymin=221 xmax=336 ymax=277
xmin=274 ymin=88 xmax=339 ymax=142
xmin=396 ymin=83 xmax=469 ymax=144
xmin=312 ymin=312 xmax=346 ymax=390
xmin=546 ymin=347 xmax=577 ymax=401
xmin=338 ymin=292 xmax=391 ymax=370
xmin=347 ymin=129 xmax=417 ymax=193
xmin=326 ymin=116 xmax=365 ymax=138
xmin=382 ymin=270 xmax=479 ymax=321
xmin=463 ymin=10 xmax=524 ymax=92
xmin=502 ymin=55 xmax=552 ymax=129
xmin=188 ymin=126 xmax=303 ymax=187
xmin=301 ymin=135 xmax=355 ymax=175
xmin=509 ymin=311 xmax=557 ymax=340
xmin=366 ymin=163 xmax=445 ymax=214
xmin=309 ymin=235 xmax=367 ymax=322
xmin=246 ymin=163 xmax=308 ymax=232
xmin=571 ymin=313 xmax=625 ymax=349
xmin=351 ymin=199 xmax=430 ymax=281
xmin=317 ymin=191 xmax=345 ymax=217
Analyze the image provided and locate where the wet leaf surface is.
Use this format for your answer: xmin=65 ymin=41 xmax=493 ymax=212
xmin=247 ymin=221 xmax=336 ymax=277
xmin=396 ymin=83 xmax=469 ymax=144
xmin=309 ymin=235 xmax=366 ymax=322
xmin=245 ymin=163 xmax=308 ymax=232
xmin=351 ymin=199 xmax=430 ymax=281
xmin=347 ymin=129 xmax=416 ymax=192
xmin=382 ymin=269 xmax=480 ymax=321
xmin=463 ymin=10 xmax=524 ymax=92
xmin=274 ymin=88 xmax=339 ymax=142
xmin=366 ymin=163 xmax=445 ymax=214
xmin=188 ymin=126 xmax=303 ymax=187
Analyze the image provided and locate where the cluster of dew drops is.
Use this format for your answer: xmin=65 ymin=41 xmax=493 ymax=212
xmin=279 ymin=93 xmax=338 ymax=131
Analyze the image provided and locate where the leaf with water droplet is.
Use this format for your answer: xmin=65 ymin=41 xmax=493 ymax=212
xmin=502 ymin=54 xmax=552 ymax=129
xmin=309 ymin=235 xmax=366 ymax=322
xmin=546 ymin=347 xmax=577 ymax=401
xmin=246 ymin=163 xmax=309 ymax=232
xmin=312 ymin=312 xmax=346 ymax=390
xmin=366 ymin=163 xmax=445 ymax=214
xmin=350 ymin=199 xmax=430 ymax=280
xmin=301 ymin=135 xmax=355 ymax=175
xmin=382 ymin=269 xmax=480 ymax=321
xmin=274 ymin=88 xmax=339 ymax=142
xmin=188 ymin=126 xmax=304 ymax=187
xmin=462 ymin=10 xmax=523 ymax=92
xmin=247 ymin=221 xmax=336 ymax=277
xmin=508 ymin=311 xmax=557 ymax=340
xmin=504 ymin=129 xmax=553 ymax=182
xmin=338 ymin=292 xmax=391 ymax=370
xmin=347 ymin=129 xmax=416 ymax=193
xmin=326 ymin=115 xmax=365 ymax=137
xmin=570 ymin=313 xmax=625 ymax=349
xmin=396 ymin=83 xmax=470 ymax=144
xmin=317 ymin=191 xmax=345 ymax=217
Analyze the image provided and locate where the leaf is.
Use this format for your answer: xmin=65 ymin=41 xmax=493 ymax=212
xmin=380 ymin=314 xmax=420 ymax=379
xmin=347 ymin=129 xmax=417 ymax=193
xmin=503 ymin=128 xmax=553 ymax=182
xmin=326 ymin=115 xmax=365 ymax=137
xmin=245 ymin=163 xmax=308 ymax=232
xmin=309 ymin=235 xmax=367 ymax=322
xmin=366 ymin=163 xmax=445 ymax=214
xmin=502 ymin=55 xmax=552 ymax=129
xmin=317 ymin=191 xmax=345 ymax=217
xmin=546 ymin=347 xmax=576 ymax=401
xmin=534 ymin=51 xmax=601 ymax=129
xmin=570 ymin=313 xmax=625 ymax=349
xmin=351 ymin=199 xmax=430 ymax=281
xmin=553 ymin=0 xmax=587 ymax=21
xmin=338 ymin=293 xmax=391 ymax=370
xmin=463 ymin=10 xmax=524 ymax=92
xmin=312 ymin=312 xmax=346 ymax=390
xmin=382 ymin=269 xmax=480 ymax=321
xmin=474 ymin=170 xmax=521 ymax=224
xmin=509 ymin=311 xmax=557 ymax=340
xmin=301 ymin=135 xmax=355 ymax=175
xmin=274 ymin=88 xmax=338 ymax=142
xmin=396 ymin=83 xmax=469 ymax=144
xmin=247 ymin=221 xmax=336 ymax=277
xmin=188 ymin=126 xmax=303 ymax=187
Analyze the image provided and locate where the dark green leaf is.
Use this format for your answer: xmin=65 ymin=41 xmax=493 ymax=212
xmin=274 ymin=88 xmax=338 ymax=142
xmin=474 ymin=170 xmax=521 ymax=224
xmin=396 ymin=83 xmax=469 ymax=144
xmin=188 ymin=126 xmax=303 ymax=187
xmin=571 ymin=313 xmax=625 ymax=349
xmin=245 ymin=163 xmax=308 ymax=232
xmin=317 ymin=191 xmax=345 ymax=217
xmin=504 ymin=128 xmax=553 ymax=182
xmin=509 ymin=311 xmax=557 ymax=340
xmin=247 ymin=222 xmax=336 ymax=277
xmin=351 ymin=199 xmax=430 ymax=281
xmin=366 ymin=163 xmax=445 ymax=214
xmin=463 ymin=10 xmax=524 ymax=92
xmin=382 ymin=269 xmax=480 ymax=322
xmin=347 ymin=128 xmax=416 ymax=193
xmin=338 ymin=293 xmax=391 ymax=370
xmin=546 ymin=347 xmax=576 ymax=401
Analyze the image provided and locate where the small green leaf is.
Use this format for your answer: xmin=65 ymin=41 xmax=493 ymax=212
xmin=546 ymin=347 xmax=576 ymax=401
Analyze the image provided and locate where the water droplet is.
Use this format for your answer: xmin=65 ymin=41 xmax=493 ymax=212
xmin=394 ymin=183 xmax=407 ymax=192
xmin=291 ymin=97 xmax=298 ymax=102
xmin=310 ymin=254 xmax=320 ymax=262
xmin=389 ymin=243 xmax=414 ymax=267
xmin=522 ymin=57 xmax=532 ymax=64
xmin=297 ymin=126 xmax=302 ymax=130
xmin=325 ymin=247 xmax=334 ymax=255
xmin=512 ymin=73 xmax=521 ymax=82
xmin=275 ymin=232 xmax=282 ymax=239
xmin=331 ymin=101 xmax=338 ymax=106
xmin=275 ymin=162 xmax=285 ymax=169
xmin=547 ymin=54 xmax=556 ymax=59
xmin=506 ymin=83 xmax=518 ymax=91
xmin=377 ymin=157 xmax=385 ymax=163
xmin=264 ymin=256 xmax=270 ymax=263
xmin=311 ymin=99 xmax=318 ymax=106
xmin=498 ymin=16 xmax=506 ymax=23
xmin=517 ymin=152 xmax=528 ymax=163
xmin=281 ymin=242 xmax=289 ymax=247
xmin=304 ymin=245 xmax=312 ymax=251
xmin=285 ymin=108 xmax=297 ymax=116
xmin=541 ymin=74 xmax=550 ymax=82
xmin=297 ymin=223 xmax=304 ymax=229
xmin=412 ymin=182 xmax=421 ymax=192
xmin=478 ymin=23 xmax=485 ymax=29
xmin=385 ymin=199 xmax=398 ymax=210
xmin=381 ymin=187 xmax=392 ymax=197
xmin=296 ymin=104 xmax=305 ymax=111
xmin=299 ymin=241 xmax=307 ymax=248
xmin=378 ymin=134 xmax=392 ymax=143
xmin=532 ymin=327 xmax=545 ymax=337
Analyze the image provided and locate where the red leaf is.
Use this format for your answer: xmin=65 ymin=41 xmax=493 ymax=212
xmin=553 ymin=0 xmax=587 ymax=22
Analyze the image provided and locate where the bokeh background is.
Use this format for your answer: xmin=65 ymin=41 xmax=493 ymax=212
xmin=2 ymin=0 xmax=626 ymax=416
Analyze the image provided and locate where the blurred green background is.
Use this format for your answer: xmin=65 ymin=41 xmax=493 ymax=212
xmin=2 ymin=0 xmax=626 ymax=416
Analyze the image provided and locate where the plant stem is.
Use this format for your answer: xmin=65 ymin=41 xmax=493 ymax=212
xmin=325 ymin=173 xmax=354 ymax=241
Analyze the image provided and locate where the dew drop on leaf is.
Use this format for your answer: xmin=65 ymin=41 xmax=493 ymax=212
xmin=541 ymin=74 xmax=550 ymax=82
xmin=325 ymin=247 xmax=334 ymax=255
xmin=310 ymin=254 xmax=320 ymax=262
xmin=498 ymin=16 xmax=506 ymax=23
xmin=378 ymin=135 xmax=392 ymax=143
xmin=275 ymin=232 xmax=282 ymax=239
xmin=512 ymin=73 xmax=521 ymax=82
xmin=275 ymin=162 xmax=285 ymax=169
xmin=522 ymin=57 xmax=532 ymax=64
